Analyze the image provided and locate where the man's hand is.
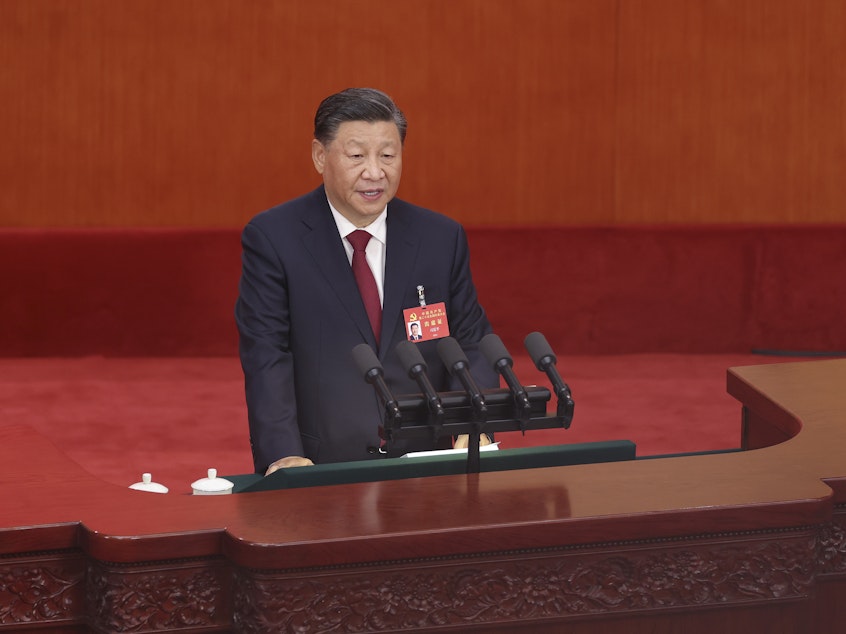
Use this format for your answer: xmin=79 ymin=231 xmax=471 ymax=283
xmin=453 ymin=434 xmax=492 ymax=450
xmin=265 ymin=455 xmax=314 ymax=476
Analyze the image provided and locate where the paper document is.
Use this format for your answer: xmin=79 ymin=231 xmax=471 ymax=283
xmin=401 ymin=442 xmax=500 ymax=459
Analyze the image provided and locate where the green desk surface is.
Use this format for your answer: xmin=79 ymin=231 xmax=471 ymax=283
xmin=226 ymin=440 xmax=636 ymax=493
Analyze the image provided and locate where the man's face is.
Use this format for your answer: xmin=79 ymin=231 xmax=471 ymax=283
xmin=312 ymin=120 xmax=403 ymax=228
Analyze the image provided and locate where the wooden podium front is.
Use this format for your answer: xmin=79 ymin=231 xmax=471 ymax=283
xmin=2 ymin=359 xmax=846 ymax=633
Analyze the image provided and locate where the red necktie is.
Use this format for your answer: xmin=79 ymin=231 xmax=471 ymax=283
xmin=347 ymin=230 xmax=382 ymax=343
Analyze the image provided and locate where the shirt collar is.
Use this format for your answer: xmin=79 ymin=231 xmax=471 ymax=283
xmin=328 ymin=200 xmax=388 ymax=245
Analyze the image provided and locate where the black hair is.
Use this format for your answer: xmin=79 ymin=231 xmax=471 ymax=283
xmin=313 ymin=88 xmax=407 ymax=145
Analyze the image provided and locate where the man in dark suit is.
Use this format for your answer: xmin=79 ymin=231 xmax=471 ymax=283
xmin=235 ymin=88 xmax=497 ymax=475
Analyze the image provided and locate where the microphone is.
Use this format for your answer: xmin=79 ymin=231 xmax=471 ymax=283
xmin=524 ymin=331 xmax=575 ymax=426
xmin=351 ymin=343 xmax=402 ymax=425
xmin=394 ymin=340 xmax=446 ymax=421
xmin=437 ymin=337 xmax=487 ymax=420
xmin=479 ymin=333 xmax=532 ymax=420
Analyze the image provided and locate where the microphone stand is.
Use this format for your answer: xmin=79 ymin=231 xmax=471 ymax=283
xmin=467 ymin=430 xmax=482 ymax=474
xmin=437 ymin=337 xmax=488 ymax=473
xmin=358 ymin=333 xmax=576 ymax=474
xmin=381 ymin=386 xmax=560 ymax=473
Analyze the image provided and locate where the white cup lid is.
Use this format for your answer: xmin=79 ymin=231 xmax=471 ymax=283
xmin=129 ymin=473 xmax=169 ymax=494
xmin=191 ymin=468 xmax=234 ymax=493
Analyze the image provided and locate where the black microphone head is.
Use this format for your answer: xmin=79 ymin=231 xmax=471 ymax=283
xmin=524 ymin=331 xmax=557 ymax=370
xmin=479 ymin=333 xmax=513 ymax=369
xmin=436 ymin=337 xmax=469 ymax=375
xmin=394 ymin=340 xmax=427 ymax=376
xmin=352 ymin=343 xmax=383 ymax=380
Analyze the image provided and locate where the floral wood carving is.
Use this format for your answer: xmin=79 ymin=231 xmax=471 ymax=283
xmin=818 ymin=508 xmax=846 ymax=575
xmin=86 ymin=560 xmax=229 ymax=632
xmin=233 ymin=533 xmax=817 ymax=633
xmin=0 ymin=556 xmax=85 ymax=626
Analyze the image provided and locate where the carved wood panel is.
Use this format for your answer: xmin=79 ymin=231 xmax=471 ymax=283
xmin=85 ymin=558 xmax=232 ymax=633
xmin=3 ymin=518 xmax=845 ymax=632
xmin=0 ymin=551 xmax=85 ymax=629
xmin=819 ymin=505 xmax=846 ymax=576
xmin=232 ymin=528 xmax=818 ymax=633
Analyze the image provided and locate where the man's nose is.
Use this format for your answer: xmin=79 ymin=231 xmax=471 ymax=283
xmin=362 ymin=156 xmax=384 ymax=179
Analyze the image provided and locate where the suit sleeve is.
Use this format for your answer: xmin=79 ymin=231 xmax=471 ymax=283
xmin=235 ymin=221 xmax=304 ymax=473
xmin=446 ymin=224 xmax=500 ymax=390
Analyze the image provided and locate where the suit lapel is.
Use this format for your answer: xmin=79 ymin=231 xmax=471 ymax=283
xmin=381 ymin=204 xmax=421 ymax=358
xmin=300 ymin=192 xmax=379 ymax=349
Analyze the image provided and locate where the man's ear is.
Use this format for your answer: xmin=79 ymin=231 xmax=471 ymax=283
xmin=311 ymin=139 xmax=326 ymax=174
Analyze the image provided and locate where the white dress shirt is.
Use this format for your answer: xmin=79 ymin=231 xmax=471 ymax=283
xmin=329 ymin=202 xmax=387 ymax=306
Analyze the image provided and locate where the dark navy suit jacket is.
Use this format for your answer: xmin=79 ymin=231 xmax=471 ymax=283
xmin=235 ymin=186 xmax=498 ymax=473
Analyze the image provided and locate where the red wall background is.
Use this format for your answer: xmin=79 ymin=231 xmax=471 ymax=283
xmin=2 ymin=0 xmax=845 ymax=228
